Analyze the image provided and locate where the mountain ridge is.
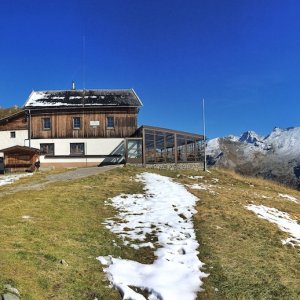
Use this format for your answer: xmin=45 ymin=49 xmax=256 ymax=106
xmin=207 ymin=126 xmax=300 ymax=189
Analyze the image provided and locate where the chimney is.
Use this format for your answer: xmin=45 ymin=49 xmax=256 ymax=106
xmin=72 ymin=80 xmax=76 ymax=90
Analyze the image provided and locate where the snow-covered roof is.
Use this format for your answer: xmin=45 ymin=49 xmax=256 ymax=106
xmin=24 ymin=89 xmax=143 ymax=108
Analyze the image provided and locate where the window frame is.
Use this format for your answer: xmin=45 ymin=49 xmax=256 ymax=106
xmin=70 ymin=143 xmax=85 ymax=156
xmin=40 ymin=143 xmax=55 ymax=155
xmin=10 ymin=131 xmax=16 ymax=138
xmin=107 ymin=116 xmax=114 ymax=129
xmin=73 ymin=117 xmax=81 ymax=129
xmin=42 ymin=117 xmax=51 ymax=130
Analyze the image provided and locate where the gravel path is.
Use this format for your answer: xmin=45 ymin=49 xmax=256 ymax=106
xmin=44 ymin=165 xmax=121 ymax=182
xmin=1 ymin=165 xmax=122 ymax=195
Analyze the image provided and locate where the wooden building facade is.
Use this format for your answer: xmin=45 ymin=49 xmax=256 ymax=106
xmin=0 ymin=89 xmax=143 ymax=169
xmin=0 ymin=88 xmax=204 ymax=169
xmin=29 ymin=107 xmax=138 ymax=139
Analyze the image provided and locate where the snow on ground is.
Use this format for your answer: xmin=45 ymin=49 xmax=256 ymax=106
xmin=246 ymin=204 xmax=300 ymax=247
xmin=0 ymin=173 xmax=33 ymax=186
xmin=97 ymin=172 xmax=208 ymax=300
xmin=186 ymin=183 xmax=211 ymax=191
xmin=186 ymin=182 xmax=217 ymax=195
xmin=187 ymin=183 xmax=208 ymax=190
xmin=253 ymin=193 xmax=271 ymax=200
xmin=187 ymin=175 xmax=204 ymax=180
xmin=278 ymin=193 xmax=298 ymax=203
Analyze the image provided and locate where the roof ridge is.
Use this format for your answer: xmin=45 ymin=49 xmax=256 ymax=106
xmin=32 ymin=89 xmax=134 ymax=92
xmin=23 ymin=89 xmax=143 ymax=108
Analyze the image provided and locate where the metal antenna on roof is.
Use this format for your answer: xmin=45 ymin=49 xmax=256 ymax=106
xmin=202 ymin=98 xmax=207 ymax=171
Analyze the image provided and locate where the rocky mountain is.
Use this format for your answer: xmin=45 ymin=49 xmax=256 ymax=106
xmin=207 ymin=127 xmax=300 ymax=189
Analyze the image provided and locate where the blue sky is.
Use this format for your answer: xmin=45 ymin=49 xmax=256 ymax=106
xmin=0 ymin=0 xmax=299 ymax=139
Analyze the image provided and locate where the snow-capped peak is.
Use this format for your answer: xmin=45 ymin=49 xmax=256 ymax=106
xmin=239 ymin=131 xmax=263 ymax=144
xmin=227 ymin=135 xmax=240 ymax=142
xmin=264 ymin=126 xmax=300 ymax=157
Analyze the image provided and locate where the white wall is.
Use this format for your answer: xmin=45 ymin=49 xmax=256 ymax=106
xmin=0 ymin=130 xmax=28 ymax=150
xmin=25 ymin=138 xmax=125 ymax=164
xmin=0 ymin=134 xmax=125 ymax=166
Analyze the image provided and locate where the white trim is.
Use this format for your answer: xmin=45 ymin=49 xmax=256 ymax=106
xmin=131 ymin=88 xmax=144 ymax=107
xmin=23 ymin=90 xmax=35 ymax=107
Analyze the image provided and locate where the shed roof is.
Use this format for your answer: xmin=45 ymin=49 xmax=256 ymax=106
xmin=0 ymin=110 xmax=26 ymax=124
xmin=24 ymin=89 xmax=143 ymax=109
xmin=0 ymin=145 xmax=40 ymax=154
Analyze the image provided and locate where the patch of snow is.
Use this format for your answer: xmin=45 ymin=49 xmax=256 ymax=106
xmin=227 ymin=135 xmax=240 ymax=142
xmin=278 ymin=193 xmax=298 ymax=203
xmin=187 ymin=176 xmax=204 ymax=180
xmin=253 ymin=194 xmax=272 ymax=199
xmin=186 ymin=183 xmax=210 ymax=190
xmin=69 ymin=96 xmax=82 ymax=100
xmin=211 ymin=178 xmax=219 ymax=183
xmin=186 ymin=183 xmax=216 ymax=194
xmin=98 ymin=172 xmax=208 ymax=300
xmin=0 ymin=173 xmax=33 ymax=186
xmin=246 ymin=204 xmax=300 ymax=247
xmin=51 ymin=96 xmax=65 ymax=100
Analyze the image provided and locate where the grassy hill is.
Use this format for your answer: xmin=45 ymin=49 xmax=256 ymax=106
xmin=0 ymin=166 xmax=299 ymax=299
xmin=0 ymin=106 xmax=22 ymax=119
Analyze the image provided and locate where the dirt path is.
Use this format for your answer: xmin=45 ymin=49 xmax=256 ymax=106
xmin=1 ymin=165 xmax=122 ymax=195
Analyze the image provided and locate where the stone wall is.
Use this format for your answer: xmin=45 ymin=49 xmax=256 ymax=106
xmin=128 ymin=162 xmax=204 ymax=171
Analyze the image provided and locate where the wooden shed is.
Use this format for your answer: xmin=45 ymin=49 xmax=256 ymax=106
xmin=0 ymin=145 xmax=40 ymax=172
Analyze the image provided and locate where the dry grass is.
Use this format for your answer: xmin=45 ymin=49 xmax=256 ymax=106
xmin=179 ymin=168 xmax=300 ymax=300
xmin=0 ymin=167 xmax=146 ymax=299
xmin=1 ymin=166 xmax=300 ymax=299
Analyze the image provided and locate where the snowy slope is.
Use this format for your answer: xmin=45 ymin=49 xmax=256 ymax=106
xmin=98 ymin=172 xmax=208 ymax=300
xmin=264 ymin=127 xmax=300 ymax=157
xmin=207 ymin=127 xmax=300 ymax=188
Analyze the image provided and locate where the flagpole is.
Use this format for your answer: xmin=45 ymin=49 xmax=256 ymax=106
xmin=202 ymin=98 xmax=207 ymax=171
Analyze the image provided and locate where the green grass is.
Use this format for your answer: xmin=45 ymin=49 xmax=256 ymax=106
xmin=0 ymin=166 xmax=300 ymax=299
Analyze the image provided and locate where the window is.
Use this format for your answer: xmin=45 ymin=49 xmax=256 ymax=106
xmin=73 ymin=117 xmax=81 ymax=129
xmin=40 ymin=143 xmax=54 ymax=155
xmin=42 ymin=118 xmax=51 ymax=130
xmin=107 ymin=116 xmax=114 ymax=128
xmin=10 ymin=131 xmax=16 ymax=138
xmin=70 ymin=143 xmax=85 ymax=155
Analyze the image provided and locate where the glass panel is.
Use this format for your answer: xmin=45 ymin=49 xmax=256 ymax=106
xmin=43 ymin=118 xmax=51 ymax=130
xmin=186 ymin=138 xmax=196 ymax=161
xmin=73 ymin=117 xmax=81 ymax=129
xmin=128 ymin=140 xmax=142 ymax=158
xmin=155 ymin=132 xmax=165 ymax=163
xmin=107 ymin=116 xmax=114 ymax=128
xmin=165 ymin=133 xmax=175 ymax=163
xmin=70 ymin=143 xmax=85 ymax=155
xmin=145 ymin=130 xmax=155 ymax=163
xmin=40 ymin=143 xmax=55 ymax=155
xmin=176 ymin=135 xmax=186 ymax=162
